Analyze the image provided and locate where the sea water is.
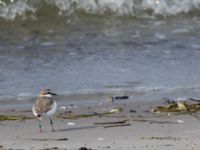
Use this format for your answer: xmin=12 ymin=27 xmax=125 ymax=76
xmin=1 ymin=0 xmax=200 ymax=104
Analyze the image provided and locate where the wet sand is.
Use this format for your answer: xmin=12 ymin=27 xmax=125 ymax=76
xmin=0 ymin=100 xmax=200 ymax=150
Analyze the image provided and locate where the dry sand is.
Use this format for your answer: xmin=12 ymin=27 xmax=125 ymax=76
xmin=0 ymin=100 xmax=200 ymax=150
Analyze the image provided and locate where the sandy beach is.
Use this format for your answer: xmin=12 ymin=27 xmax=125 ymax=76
xmin=1 ymin=1 xmax=200 ymax=150
xmin=0 ymin=99 xmax=200 ymax=150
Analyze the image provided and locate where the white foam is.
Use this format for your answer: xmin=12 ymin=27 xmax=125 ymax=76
xmin=0 ymin=0 xmax=200 ymax=20
xmin=0 ymin=1 xmax=35 ymax=20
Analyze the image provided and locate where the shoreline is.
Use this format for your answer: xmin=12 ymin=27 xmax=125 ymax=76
xmin=1 ymin=86 xmax=200 ymax=110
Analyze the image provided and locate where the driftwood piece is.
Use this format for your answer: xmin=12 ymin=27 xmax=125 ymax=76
xmin=188 ymin=98 xmax=200 ymax=103
xmin=31 ymin=138 xmax=68 ymax=141
xmin=94 ymin=119 xmax=130 ymax=128
xmin=104 ymin=123 xmax=131 ymax=128
xmin=94 ymin=119 xmax=129 ymax=125
xmin=132 ymin=119 xmax=175 ymax=124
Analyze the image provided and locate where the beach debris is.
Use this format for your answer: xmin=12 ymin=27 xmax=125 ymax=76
xmin=176 ymin=102 xmax=187 ymax=110
xmin=94 ymin=119 xmax=130 ymax=128
xmin=162 ymin=97 xmax=176 ymax=104
xmin=104 ymin=123 xmax=131 ymax=128
xmin=152 ymin=97 xmax=200 ymax=114
xmin=67 ymin=104 xmax=78 ymax=109
xmin=97 ymin=137 xmax=104 ymax=141
xmin=109 ymin=107 xmax=123 ymax=113
xmin=129 ymin=109 xmax=137 ymax=113
xmin=108 ymin=96 xmax=129 ymax=102
xmin=40 ymin=147 xmax=60 ymax=150
xmin=141 ymin=136 xmax=182 ymax=141
xmin=67 ymin=122 xmax=76 ymax=126
xmin=78 ymin=147 xmax=92 ymax=150
xmin=59 ymin=106 xmax=66 ymax=110
xmin=31 ymin=138 xmax=68 ymax=141
xmin=94 ymin=119 xmax=129 ymax=125
xmin=0 ymin=115 xmax=33 ymax=121
xmin=176 ymin=120 xmax=184 ymax=123
xmin=98 ymin=146 xmax=111 ymax=149
xmin=132 ymin=119 xmax=176 ymax=124
xmin=188 ymin=97 xmax=200 ymax=102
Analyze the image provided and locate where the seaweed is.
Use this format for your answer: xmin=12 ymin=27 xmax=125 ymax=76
xmin=0 ymin=115 xmax=33 ymax=121
xmin=57 ymin=112 xmax=109 ymax=119
xmin=152 ymin=97 xmax=200 ymax=114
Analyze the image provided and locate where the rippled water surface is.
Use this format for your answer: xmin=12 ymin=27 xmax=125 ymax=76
xmin=1 ymin=0 xmax=200 ymax=103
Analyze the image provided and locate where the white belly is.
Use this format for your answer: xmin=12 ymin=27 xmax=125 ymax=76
xmin=45 ymin=101 xmax=57 ymax=117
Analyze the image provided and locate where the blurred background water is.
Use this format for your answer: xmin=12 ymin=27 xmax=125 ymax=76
xmin=1 ymin=0 xmax=200 ymax=104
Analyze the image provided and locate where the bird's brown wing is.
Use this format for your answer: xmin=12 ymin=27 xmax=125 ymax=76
xmin=34 ymin=97 xmax=54 ymax=114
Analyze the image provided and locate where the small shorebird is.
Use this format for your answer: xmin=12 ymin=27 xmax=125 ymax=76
xmin=32 ymin=89 xmax=57 ymax=132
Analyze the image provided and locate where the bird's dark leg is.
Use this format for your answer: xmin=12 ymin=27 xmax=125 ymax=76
xmin=50 ymin=118 xmax=55 ymax=132
xmin=38 ymin=118 xmax=42 ymax=132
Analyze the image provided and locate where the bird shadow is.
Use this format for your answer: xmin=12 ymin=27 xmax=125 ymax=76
xmin=55 ymin=125 xmax=97 ymax=132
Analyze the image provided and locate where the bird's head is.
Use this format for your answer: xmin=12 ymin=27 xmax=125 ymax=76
xmin=39 ymin=89 xmax=57 ymax=97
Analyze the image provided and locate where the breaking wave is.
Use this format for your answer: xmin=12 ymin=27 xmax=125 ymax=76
xmin=0 ymin=0 xmax=200 ymax=20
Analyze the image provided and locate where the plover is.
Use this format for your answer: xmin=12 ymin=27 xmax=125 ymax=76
xmin=32 ymin=89 xmax=57 ymax=132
